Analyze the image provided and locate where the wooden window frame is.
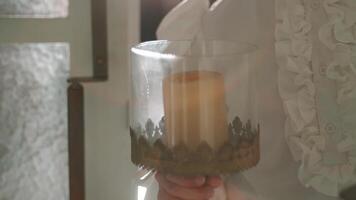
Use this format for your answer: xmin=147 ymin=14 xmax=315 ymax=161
xmin=0 ymin=1 xmax=109 ymax=200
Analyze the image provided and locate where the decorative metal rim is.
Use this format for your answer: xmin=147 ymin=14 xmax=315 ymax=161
xmin=130 ymin=117 xmax=260 ymax=176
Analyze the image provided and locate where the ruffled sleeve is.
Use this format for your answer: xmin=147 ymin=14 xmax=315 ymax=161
xmin=275 ymin=0 xmax=317 ymax=162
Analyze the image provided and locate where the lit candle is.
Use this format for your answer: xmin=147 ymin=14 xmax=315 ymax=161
xmin=163 ymin=71 xmax=228 ymax=150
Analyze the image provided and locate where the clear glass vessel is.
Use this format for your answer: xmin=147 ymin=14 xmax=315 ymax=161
xmin=130 ymin=40 xmax=260 ymax=175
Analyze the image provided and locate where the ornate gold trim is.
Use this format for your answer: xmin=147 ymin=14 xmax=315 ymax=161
xmin=130 ymin=123 xmax=260 ymax=175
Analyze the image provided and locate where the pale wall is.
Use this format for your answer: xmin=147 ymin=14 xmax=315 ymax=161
xmin=84 ymin=0 xmax=140 ymax=199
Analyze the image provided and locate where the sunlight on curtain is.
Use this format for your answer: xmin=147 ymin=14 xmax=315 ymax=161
xmin=0 ymin=0 xmax=68 ymax=18
xmin=0 ymin=43 xmax=69 ymax=200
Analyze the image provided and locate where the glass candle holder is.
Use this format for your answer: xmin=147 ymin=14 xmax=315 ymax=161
xmin=130 ymin=40 xmax=260 ymax=175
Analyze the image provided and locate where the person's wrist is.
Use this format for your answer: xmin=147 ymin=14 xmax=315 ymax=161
xmin=155 ymin=172 xmax=223 ymax=200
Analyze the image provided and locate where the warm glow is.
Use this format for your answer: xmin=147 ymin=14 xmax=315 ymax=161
xmin=163 ymin=70 xmax=229 ymax=150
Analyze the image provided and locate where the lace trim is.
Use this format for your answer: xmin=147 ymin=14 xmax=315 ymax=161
xmin=276 ymin=0 xmax=356 ymax=196
xmin=275 ymin=0 xmax=316 ymax=161
xmin=320 ymin=0 xmax=356 ymax=104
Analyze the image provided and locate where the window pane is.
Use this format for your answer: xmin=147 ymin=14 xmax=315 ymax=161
xmin=0 ymin=0 xmax=68 ymax=18
xmin=0 ymin=43 xmax=69 ymax=200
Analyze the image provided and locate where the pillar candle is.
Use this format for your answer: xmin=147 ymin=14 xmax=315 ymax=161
xmin=163 ymin=71 xmax=228 ymax=150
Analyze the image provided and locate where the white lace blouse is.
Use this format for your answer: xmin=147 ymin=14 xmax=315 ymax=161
xmin=276 ymin=0 xmax=356 ymax=196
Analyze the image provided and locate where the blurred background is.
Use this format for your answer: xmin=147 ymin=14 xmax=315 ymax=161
xmin=0 ymin=0 xmax=182 ymax=199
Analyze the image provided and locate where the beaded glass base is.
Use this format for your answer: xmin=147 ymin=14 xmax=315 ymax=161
xmin=130 ymin=116 xmax=260 ymax=176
